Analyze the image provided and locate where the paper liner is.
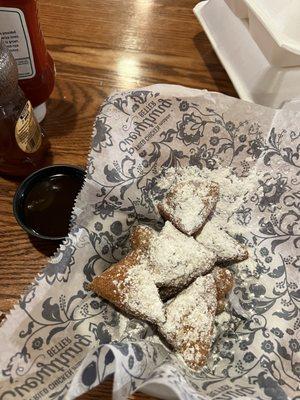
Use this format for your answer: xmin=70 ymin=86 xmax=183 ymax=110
xmin=0 ymin=84 xmax=299 ymax=400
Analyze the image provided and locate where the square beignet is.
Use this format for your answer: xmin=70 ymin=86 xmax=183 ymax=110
xmin=130 ymin=221 xmax=216 ymax=289
xmin=196 ymin=220 xmax=248 ymax=263
xmin=159 ymin=274 xmax=217 ymax=369
xmin=157 ymin=179 xmax=219 ymax=235
xmin=89 ymin=250 xmax=165 ymax=325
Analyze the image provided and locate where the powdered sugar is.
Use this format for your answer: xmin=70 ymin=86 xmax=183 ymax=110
xmin=211 ymin=310 xmax=232 ymax=344
xmin=155 ymin=165 xmax=259 ymax=237
xmin=148 ymin=222 xmax=216 ymax=286
xmin=157 ymin=180 xmax=219 ymax=235
xmin=160 ymin=275 xmax=217 ymax=368
xmin=196 ymin=219 xmax=248 ymax=262
xmin=122 ymin=260 xmax=165 ymax=324
xmin=91 ymin=165 xmax=257 ymax=370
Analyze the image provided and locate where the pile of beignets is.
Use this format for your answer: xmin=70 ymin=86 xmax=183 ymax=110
xmin=90 ymin=175 xmax=248 ymax=370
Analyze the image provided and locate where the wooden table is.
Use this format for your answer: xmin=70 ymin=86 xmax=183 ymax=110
xmin=0 ymin=0 xmax=236 ymax=398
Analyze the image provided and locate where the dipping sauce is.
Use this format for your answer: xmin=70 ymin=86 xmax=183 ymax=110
xmin=23 ymin=173 xmax=82 ymax=238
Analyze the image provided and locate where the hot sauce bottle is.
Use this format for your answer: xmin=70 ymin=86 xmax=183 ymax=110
xmin=0 ymin=42 xmax=49 ymax=177
xmin=0 ymin=0 xmax=55 ymax=122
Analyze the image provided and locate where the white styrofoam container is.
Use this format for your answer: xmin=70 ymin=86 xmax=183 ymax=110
xmin=244 ymin=0 xmax=300 ymax=67
xmin=224 ymin=0 xmax=248 ymax=18
xmin=193 ymin=0 xmax=300 ymax=110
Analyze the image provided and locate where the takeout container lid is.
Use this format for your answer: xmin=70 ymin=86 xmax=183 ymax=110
xmin=13 ymin=164 xmax=85 ymax=241
xmin=226 ymin=0 xmax=300 ymax=67
xmin=224 ymin=0 xmax=248 ymax=18
xmin=194 ymin=0 xmax=300 ymax=109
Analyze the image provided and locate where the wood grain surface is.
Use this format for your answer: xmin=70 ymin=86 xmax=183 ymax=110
xmin=0 ymin=0 xmax=236 ymax=398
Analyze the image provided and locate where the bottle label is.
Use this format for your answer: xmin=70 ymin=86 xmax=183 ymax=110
xmin=0 ymin=7 xmax=36 ymax=79
xmin=15 ymin=101 xmax=42 ymax=153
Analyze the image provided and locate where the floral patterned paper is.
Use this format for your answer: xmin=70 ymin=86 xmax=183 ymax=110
xmin=0 ymin=85 xmax=299 ymax=400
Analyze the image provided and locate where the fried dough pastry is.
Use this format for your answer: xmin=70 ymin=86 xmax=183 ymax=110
xmin=130 ymin=225 xmax=157 ymax=251
xmin=129 ymin=222 xmax=216 ymax=291
xmin=89 ymin=166 xmax=248 ymax=371
xmin=212 ymin=267 xmax=234 ymax=313
xmin=159 ymin=275 xmax=217 ymax=369
xmin=89 ymin=250 xmax=165 ymax=325
xmin=196 ymin=220 xmax=248 ymax=263
xmin=157 ymin=179 xmax=219 ymax=236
